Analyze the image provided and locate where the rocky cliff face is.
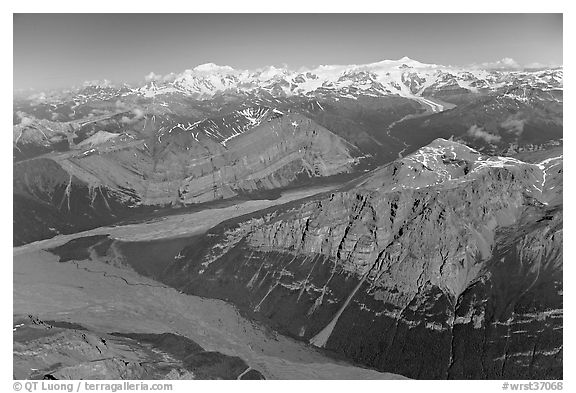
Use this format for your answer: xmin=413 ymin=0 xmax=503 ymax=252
xmin=13 ymin=106 xmax=359 ymax=245
xmin=158 ymin=139 xmax=562 ymax=379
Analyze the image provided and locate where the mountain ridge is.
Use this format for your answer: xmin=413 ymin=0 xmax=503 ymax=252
xmin=17 ymin=57 xmax=563 ymax=105
xmin=152 ymin=138 xmax=562 ymax=379
xmin=45 ymin=138 xmax=562 ymax=379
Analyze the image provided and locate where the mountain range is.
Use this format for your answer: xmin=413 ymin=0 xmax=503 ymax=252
xmin=13 ymin=57 xmax=563 ymax=380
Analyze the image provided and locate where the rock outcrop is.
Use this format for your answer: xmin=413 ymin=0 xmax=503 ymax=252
xmin=13 ymin=316 xmax=264 ymax=380
xmin=158 ymin=139 xmax=562 ymax=379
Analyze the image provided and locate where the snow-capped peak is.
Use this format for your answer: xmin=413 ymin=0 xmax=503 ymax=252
xmin=255 ymin=65 xmax=289 ymax=81
xmin=135 ymin=58 xmax=563 ymax=102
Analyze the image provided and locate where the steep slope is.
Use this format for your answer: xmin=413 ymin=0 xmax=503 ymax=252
xmin=14 ymin=316 xmax=265 ymax=380
xmin=13 ymin=106 xmax=360 ymax=245
xmin=16 ymin=243 xmax=403 ymax=380
xmin=142 ymin=139 xmax=562 ymax=379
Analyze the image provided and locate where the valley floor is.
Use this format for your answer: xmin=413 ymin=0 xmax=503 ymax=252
xmin=15 ymin=183 xmax=338 ymax=248
xmin=13 ymin=244 xmax=403 ymax=379
xmin=14 ymin=183 xmax=403 ymax=379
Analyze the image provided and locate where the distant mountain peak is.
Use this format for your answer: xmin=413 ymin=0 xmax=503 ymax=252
xmin=19 ymin=57 xmax=563 ymax=108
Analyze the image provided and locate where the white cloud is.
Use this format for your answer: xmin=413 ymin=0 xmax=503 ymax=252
xmin=466 ymin=125 xmax=501 ymax=143
xmin=27 ymin=92 xmax=47 ymax=101
xmin=469 ymin=58 xmax=560 ymax=71
xmin=524 ymin=62 xmax=559 ymax=70
xmin=162 ymin=73 xmax=177 ymax=82
xmin=120 ymin=108 xmax=145 ymax=125
xmin=131 ymin=108 xmax=145 ymax=120
xmin=115 ymin=100 xmax=129 ymax=110
xmin=470 ymin=57 xmax=521 ymax=71
xmin=500 ymin=116 xmax=525 ymax=136
xmin=143 ymin=71 xmax=179 ymax=84
xmin=83 ymin=79 xmax=113 ymax=88
xmin=145 ymin=72 xmax=162 ymax=82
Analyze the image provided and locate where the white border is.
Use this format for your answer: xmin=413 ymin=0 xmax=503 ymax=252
xmin=3 ymin=4 xmax=571 ymax=392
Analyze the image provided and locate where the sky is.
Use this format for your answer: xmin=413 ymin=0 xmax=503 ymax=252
xmin=13 ymin=13 xmax=563 ymax=90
